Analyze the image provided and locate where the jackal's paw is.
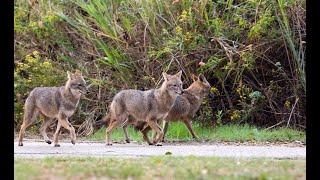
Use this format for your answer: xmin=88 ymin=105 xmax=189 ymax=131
xmin=106 ymin=142 xmax=113 ymax=146
xmin=155 ymin=142 xmax=163 ymax=146
xmin=54 ymin=144 xmax=60 ymax=147
xmin=71 ymin=140 xmax=76 ymax=145
xmin=148 ymin=142 xmax=154 ymax=145
xmin=125 ymin=139 xmax=130 ymax=143
xmin=45 ymin=140 xmax=52 ymax=144
xmin=18 ymin=142 xmax=23 ymax=146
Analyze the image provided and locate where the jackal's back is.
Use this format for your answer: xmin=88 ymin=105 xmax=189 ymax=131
xmin=27 ymin=86 xmax=80 ymax=118
xmin=110 ymin=89 xmax=160 ymax=120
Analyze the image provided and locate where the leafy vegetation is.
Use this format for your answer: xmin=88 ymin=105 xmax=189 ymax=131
xmin=14 ymin=0 xmax=306 ymax=135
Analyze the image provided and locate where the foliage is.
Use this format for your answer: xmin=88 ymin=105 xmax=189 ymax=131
xmin=14 ymin=0 xmax=306 ymax=134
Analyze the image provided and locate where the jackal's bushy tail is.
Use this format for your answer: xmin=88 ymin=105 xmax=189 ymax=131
xmin=94 ymin=114 xmax=110 ymax=128
xmin=18 ymin=94 xmax=37 ymax=146
xmin=23 ymin=94 xmax=37 ymax=124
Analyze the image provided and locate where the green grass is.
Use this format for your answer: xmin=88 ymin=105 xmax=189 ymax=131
xmin=14 ymin=157 xmax=305 ymax=180
xmin=87 ymin=123 xmax=305 ymax=143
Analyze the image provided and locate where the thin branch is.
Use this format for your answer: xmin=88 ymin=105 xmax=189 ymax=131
xmin=287 ymin=97 xmax=299 ymax=127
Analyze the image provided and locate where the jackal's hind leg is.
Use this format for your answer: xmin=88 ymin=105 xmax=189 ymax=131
xmin=123 ymin=124 xmax=130 ymax=143
xmin=18 ymin=107 xmax=39 ymax=146
xmin=40 ymin=117 xmax=54 ymax=144
xmin=105 ymin=119 xmax=121 ymax=146
xmin=182 ymin=119 xmax=199 ymax=141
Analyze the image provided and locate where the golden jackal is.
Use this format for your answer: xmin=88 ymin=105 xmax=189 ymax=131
xmin=100 ymin=74 xmax=211 ymax=144
xmin=18 ymin=70 xmax=87 ymax=147
xmin=104 ymin=71 xmax=183 ymax=146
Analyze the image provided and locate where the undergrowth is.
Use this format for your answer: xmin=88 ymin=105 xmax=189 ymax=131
xmin=14 ymin=0 xmax=306 ymax=135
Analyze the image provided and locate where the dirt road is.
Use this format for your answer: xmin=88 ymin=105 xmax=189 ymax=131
xmin=14 ymin=139 xmax=305 ymax=159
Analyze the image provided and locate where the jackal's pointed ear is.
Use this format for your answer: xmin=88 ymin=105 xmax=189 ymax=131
xmin=175 ymin=70 xmax=182 ymax=79
xmin=199 ymin=74 xmax=209 ymax=84
xmin=162 ymin=72 xmax=169 ymax=81
xmin=67 ymin=71 xmax=73 ymax=79
xmin=191 ymin=73 xmax=197 ymax=82
xmin=197 ymin=73 xmax=202 ymax=81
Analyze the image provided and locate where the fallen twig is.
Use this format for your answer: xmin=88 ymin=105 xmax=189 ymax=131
xmin=265 ymin=120 xmax=285 ymax=131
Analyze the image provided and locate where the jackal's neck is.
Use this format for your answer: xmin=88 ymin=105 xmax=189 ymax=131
xmin=183 ymin=90 xmax=201 ymax=106
xmin=184 ymin=88 xmax=202 ymax=100
xmin=62 ymin=85 xmax=80 ymax=103
xmin=156 ymin=85 xmax=177 ymax=111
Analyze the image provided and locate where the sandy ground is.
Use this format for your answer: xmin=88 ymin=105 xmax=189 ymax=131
xmin=14 ymin=139 xmax=306 ymax=159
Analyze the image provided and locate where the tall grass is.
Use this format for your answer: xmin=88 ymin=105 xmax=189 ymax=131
xmin=275 ymin=0 xmax=305 ymax=92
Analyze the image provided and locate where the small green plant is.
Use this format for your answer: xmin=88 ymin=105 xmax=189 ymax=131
xmin=28 ymin=14 xmax=61 ymax=39
xmin=215 ymin=110 xmax=223 ymax=125
xmin=14 ymin=6 xmax=29 ymax=33
xmin=248 ymin=9 xmax=275 ymax=40
xmin=249 ymin=91 xmax=265 ymax=104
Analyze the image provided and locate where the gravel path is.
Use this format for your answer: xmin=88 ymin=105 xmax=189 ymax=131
xmin=14 ymin=140 xmax=305 ymax=159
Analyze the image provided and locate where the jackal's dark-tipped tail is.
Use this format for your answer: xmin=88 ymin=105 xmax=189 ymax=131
xmin=94 ymin=114 xmax=110 ymax=128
